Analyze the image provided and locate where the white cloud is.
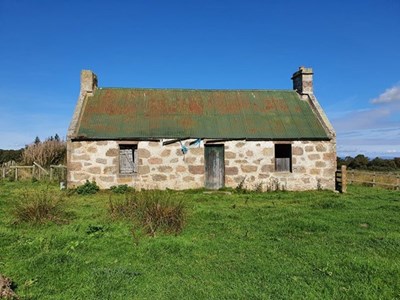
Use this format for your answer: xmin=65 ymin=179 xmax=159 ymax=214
xmin=330 ymin=97 xmax=400 ymax=158
xmin=371 ymin=84 xmax=400 ymax=104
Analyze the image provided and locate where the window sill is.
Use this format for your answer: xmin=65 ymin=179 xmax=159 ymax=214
xmin=118 ymin=173 xmax=137 ymax=177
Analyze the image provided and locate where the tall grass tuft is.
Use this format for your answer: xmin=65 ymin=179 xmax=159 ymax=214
xmin=109 ymin=190 xmax=186 ymax=236
xmin=13 ymin=188 xmax=68 ymax=224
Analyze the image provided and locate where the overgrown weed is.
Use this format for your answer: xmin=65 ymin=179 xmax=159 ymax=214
xmin=109 ymin=190 xmax=186 ymax=236
xmin=13 ymin=188 xmax=68 ymax=224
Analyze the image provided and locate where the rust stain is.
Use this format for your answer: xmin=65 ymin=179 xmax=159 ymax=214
xmin=264 ymin=99 xmax=275 ymax=112
xmin=180 ymin=117 xmax=194 ymax=129
xmin=189 ymin=98 xmax=203 ymax=114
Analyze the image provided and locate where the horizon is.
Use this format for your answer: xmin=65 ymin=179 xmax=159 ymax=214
xmin=1 ymin=0 xmax=399 ymax=158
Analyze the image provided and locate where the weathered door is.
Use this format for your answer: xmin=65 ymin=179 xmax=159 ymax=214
xmin=205 ymin=145 xmax=225 ymax=189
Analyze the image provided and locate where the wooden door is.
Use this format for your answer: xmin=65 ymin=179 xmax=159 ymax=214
xmin=205 ymin=145 xmax=225 ymax=189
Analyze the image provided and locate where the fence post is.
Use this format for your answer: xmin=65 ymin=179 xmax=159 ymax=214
xmin=15 ymin=167 xmax=18 ymax=181
xmin=2 ymin=166 xmax=5 ymax=179
xmin=341 ymin=165 xmax=347 ymax=193
xmin=397 ymin=175 xmax=399 ymax=191
xmin=372 ymin=172 xmax=376 ymax=187
xmin=50 ymin=167 xmax=53 ymax=181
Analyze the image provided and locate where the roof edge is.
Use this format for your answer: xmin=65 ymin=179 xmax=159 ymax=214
xmin=71 ymin=137 xmax=332 ymax=142
xmin=96 ymin=87 xmax=296 ymax=92
xmin=305 ymin=93 xmax=336 ymax=139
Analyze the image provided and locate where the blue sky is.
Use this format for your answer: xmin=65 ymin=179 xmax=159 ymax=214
xmin=1 ymin=0 xmax=399 ymax=158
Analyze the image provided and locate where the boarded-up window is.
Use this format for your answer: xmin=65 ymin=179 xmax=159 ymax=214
xmin=119 ymin=145 xmax=138 ymax=174
xmin=275 ymin=144 xmax=292 ymax=172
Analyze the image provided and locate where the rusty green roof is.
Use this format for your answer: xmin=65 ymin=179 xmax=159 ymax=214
xmin=75 ymin=88 xmax=329 ymax=140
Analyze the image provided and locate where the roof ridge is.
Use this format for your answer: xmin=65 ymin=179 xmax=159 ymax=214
xmin=98 ymin=87 xmax=295 ymax=92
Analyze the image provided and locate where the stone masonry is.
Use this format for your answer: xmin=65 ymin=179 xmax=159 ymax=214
xmin=67 ymin=139 xmax=336 ymax=191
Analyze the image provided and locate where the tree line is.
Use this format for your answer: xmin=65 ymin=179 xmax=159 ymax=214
xmin=338 ymin=155 xmax=400 ymax=171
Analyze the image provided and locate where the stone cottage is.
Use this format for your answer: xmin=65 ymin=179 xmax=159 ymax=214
xmin=67 ymin=67 xmax=336 ymax=191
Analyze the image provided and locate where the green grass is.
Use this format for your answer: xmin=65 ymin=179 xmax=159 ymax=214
xmin=0 ymin=181 xmax=399 ymax=299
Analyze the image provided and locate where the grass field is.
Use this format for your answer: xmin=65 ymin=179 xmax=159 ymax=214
xmin=0 ymin=181 xmax=399 ymax=299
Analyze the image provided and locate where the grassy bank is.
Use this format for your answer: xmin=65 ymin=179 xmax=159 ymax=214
xmin=0 ymin=181 xmax=399 ymax=299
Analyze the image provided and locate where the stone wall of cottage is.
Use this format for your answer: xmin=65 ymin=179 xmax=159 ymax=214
xmin=67 ymin=139 xmax=336 ymax=191
xmin=222 ymin=140 xmax=336 ymax=191
xmin=67 ymin=140 xmax=205 ymax=190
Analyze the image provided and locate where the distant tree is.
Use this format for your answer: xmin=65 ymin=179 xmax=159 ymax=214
xmin=0 ymin=149 xmax=23 ymax=164
xmin=368 ymin=157 xmax=396 ymax=171
xmin=343 ymin=156 xmax=354 ymax=166
xmin=54 ymin=133 xmax=60 ymax=142
xmin=34 ymin=136 xmax=41 ymax=145
xmin=337 ymin=155 xmax=400 ymax=171
xmin=394 ymin=157 xmax=400 ymax=169
xmin=349 ymin=154 xmax=369 ymax=170
xmin=337 ymin=157 xmax=346 ymax=167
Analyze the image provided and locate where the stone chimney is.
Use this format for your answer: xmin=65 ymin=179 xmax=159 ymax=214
xmin=291 ymin=66 xmax=313 ymax=95
xmin=81 ymin=70 xmax=98 ymax=95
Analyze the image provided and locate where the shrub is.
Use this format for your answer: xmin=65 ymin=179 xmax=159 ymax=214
xmin=13 ymin=188 xmax=68 ymax=224
xmin=22 ymin=139 xmax=66 ymax=167
xmin=110 ymin=184 xmax=132 ymax=194
xmin=109 ymin=190 xmax=186 ymax=236
xmin=76 ymin=180 xmax=99 ymax=195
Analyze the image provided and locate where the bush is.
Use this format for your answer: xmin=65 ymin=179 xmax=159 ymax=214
xmin=109 ymin=190 xmax=186 ymax=236
xmin=13 ymin=188 xmax=67 ymax=224
xmin=110 ymin=184 xmax=132 ymax=194
xmin=76 ymin=180 xmax=99 ymax=195
xmin=22 ymin=139 xmax=66 ymax=167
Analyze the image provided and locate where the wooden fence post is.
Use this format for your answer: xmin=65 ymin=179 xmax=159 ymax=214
xmin=50 ymin=167 xmax=53 ymax=181
xmin=341 ymin=165 xmax=347 ymax=193
xmin=397 ymin=175 xmax=399 ymax=191
xmin=15 ymin=167 xmax=18 ymax=181
xmin=372 ymin=172 xmax=376 ymax=187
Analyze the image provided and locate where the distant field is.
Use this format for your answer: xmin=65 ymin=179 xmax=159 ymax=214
xmin=0 ymin=181 xmax=399 ymax=299
xmin=348 ymin=170 xmax=400 ymax=189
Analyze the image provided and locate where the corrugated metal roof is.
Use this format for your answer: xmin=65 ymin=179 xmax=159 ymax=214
xmin=75 ymin=88 xmax=329 ymax=140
